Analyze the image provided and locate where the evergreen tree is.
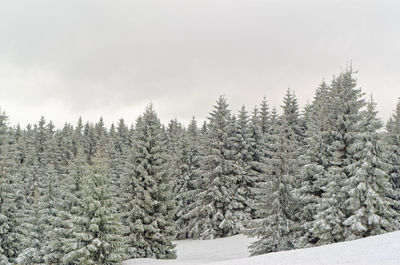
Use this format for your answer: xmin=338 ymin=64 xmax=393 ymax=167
xmin=247 ymin=106 xmax=296 ymax=255
xmin=312 ymin=68 xmax=364 ymax=245
xmin=15 ymin=118 xmax=61 ymax=264
xmin=342 ymin=97 xmax=399 ymax=239
xmin=279 ymin=89 xmax=304 ymax=188
xmin=123 ymin=105 xmax=176 ymax=259
xmin=108 ymin=120 xmax=130 ymax=212
xmin=259 ymin=97 xmax=270 ymax=135
xmin=15 ymin=123 xmax=45 ymax=264
xmin=248 ymin=103 xmax=273 ymax=221
xmin=63 ymin=150 xmax=125 ymax=264
xmin=231 ymin=106 xmax=257 ymax=218
xmin=0 ymin=111 xmax=25 ymax=264
xmin=51 ymin=147 xmax=89 ymax=264
xmin=174 ymin=117 xmax=203 ymax=239
xmin=83 ymin=122 xmax=96 ymax=163
xmin=386 ymin=98 xmax=400 ymax=202
xmin=296 ymin=81 xmax=331 ymax=247
xmin=189 ymin=97 xmax=248 ymax=239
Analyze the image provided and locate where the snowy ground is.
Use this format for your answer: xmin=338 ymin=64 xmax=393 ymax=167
xmin=123 ymin=231 xmax=400 ymax=265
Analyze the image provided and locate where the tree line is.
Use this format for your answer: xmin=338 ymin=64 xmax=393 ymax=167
xmin=0 ymin=68 xmax=399 ymax=264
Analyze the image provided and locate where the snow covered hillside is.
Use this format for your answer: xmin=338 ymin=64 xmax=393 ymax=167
xmin=124 ymin=231 xmax=400 ymax=265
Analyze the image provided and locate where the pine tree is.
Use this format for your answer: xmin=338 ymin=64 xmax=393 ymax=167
xmin=51 ymin=147 xmax=89 ymax=264
xmin=312 ymin=68 xmax=364 ymax=245
xmin=72 ymin=117 xmax=84 ymax=157
xmin=0 ymin=110 xmax=25 ymax=264
xmin=247 ymin=106 xmax=296 ymax=255
xmin=386 ymin=98 xmax=400 ymax=203
xmin=63 ymin=150 xmax=125 ymax=264
xmin=259 ymin=97 xmax=270 ymax=135
xmin=83 ymin=122 xmax=96 ymax=163
xmin=55 ymin=123 xmax=75 ymax=174
xmin=231 ymin=106 xmax=256 ymax=218
xmin=279 ymin=89 xmax=304 ymax=188
xmin=189 ymin=97 xmax=248 ymax=239
xmin=123 ymin=105 xmax=176 ymax=259
xmin=248 ymin=102 xmax=273 ymax=221
xmin=296 ymin=81 xmax=331 ymax=247
xmin=174 ymin=117 xmax=202 ymax=239
xmin=342 ymin=97 xmax=399 ymax=239
xmin=16 ymin=123 xmax=46 ymax=264
xmin=108 ymin=120 xmax=130 ymax=212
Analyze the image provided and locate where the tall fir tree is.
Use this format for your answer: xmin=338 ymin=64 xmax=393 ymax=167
xmin=123 ymin=105 xmax=176 ymax=259
xmin=386 ymin=98 xmax=400 ymax=204
xmin=296 ymin=81 xmax=331 ymax=247
xmin=342 ymin=97 xmax=399 ymax=239
xmin=189 ymin=97 xmax=248 ymax=239
xmin=231 ymin=106 xmax=257 ymax=218
xmin=16 ymin=119 xmax=50 ymax=264
xmin=0 ymin=110 xmax=25 ymax=264
xmin=108 ymin=120 xmax=130 ymax=212
xmin=63 ymin=150 xmax=125 ymax=264
xmin=174 ymin=117 xmax=203 ymax=239
xmin=312 ymin=68 xmax=365 ymax=245
xmin=247 ymin=105 xmax=296 ymax=255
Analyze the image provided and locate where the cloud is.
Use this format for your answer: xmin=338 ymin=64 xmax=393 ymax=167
xmin=0 ymin=0 xmax=399 ymax=127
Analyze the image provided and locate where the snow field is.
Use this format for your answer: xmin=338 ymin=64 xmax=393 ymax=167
xmin=124 ymin=231 xmax=400 ymax=265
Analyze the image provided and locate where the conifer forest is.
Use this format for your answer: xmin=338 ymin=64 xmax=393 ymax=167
xmin=0 ymin=68 xmax=399 ymax=264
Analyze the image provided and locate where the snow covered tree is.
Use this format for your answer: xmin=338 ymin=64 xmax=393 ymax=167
xmin=108 ymin=119 xmax=130 ymax=212
xmin=63 ymin=150 xmax=126 ymax=264
xmin=295 ymin=81 xmax=331 ymax=247
xmin=55 ymin=123 xmax=75 ymax=174
xmin=72 ymin=117 xmax=84 ymax=157
xmin=279 ymin=89 xmax=305 ymax=188
xmin=247 ymin=105 xmax=296 ymax=255
xmin=312 ymin=68 xmax=365 ymax=246
xmin=174 ymin=117 xmax=203 ymax=239
xmin=230 ymin=106 xmax=257 ymax=218
xmin=342 ymin=97 xmax=399 ymax=239
xmin=248 ymin=102 xmax=273 ymax=221
xmin=0 ymin=110 xmax=25 ymax=264
xmin=259 ymin=97 xmax=270 ymax=135
xmin=123 ymin=105 xmax=176 ymax=259
xmin=386 ymin=98 xmax=400 ymax=203
xmin=189 ymin=96 xmax=249 ymax=239
xmin=16 ymin=118 xmax=64 ymax=264
xmin=44 ymin=145 xmax=89 ymax=264
xmin=83 ymin=122 xmax=96 ymax=163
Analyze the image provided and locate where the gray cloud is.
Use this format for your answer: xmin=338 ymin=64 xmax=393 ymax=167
xmin=0 ymin=0 xmax=399 ymax=127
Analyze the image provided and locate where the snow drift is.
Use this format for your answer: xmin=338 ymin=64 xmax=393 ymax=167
xmin=124 ymin=231 xmax=400 ymax=265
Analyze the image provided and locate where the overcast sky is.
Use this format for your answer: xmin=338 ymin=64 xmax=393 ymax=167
xmin=1 ymin=0 xmax=399 ymax=127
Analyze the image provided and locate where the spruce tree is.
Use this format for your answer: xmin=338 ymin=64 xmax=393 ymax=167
xmin=123 ymin=105 xmax=176 ymax=259
xmin=386 ymin=98 xmax=400 ymax=203
xmin=259 ymin=97 xmax=270 ymax=135
xmin=174 ymin=117 xmax=202 ymax=239
xmin=231 ymin=106 xmax=257 ymax=218
xmin=0 ymin=111 xmax=25 ymax=264
xmin=63 ymin=150 xmax=125 ymax=264
xmin=279 ymin=89 xmax=304 ymax=188
xmin=342 ymin=97 xmax=399 ymax=239
xmin=296 ymin=81 xmax=331 ymax=247
xmin=108 ymin=121 xmax=129 ymax=212
xmin=189 ymin=96 xmax=248 ymax=239
xmin=312 ymin=68 xmax=364 ymax=245
xmin=247 ymin=106 xmax=296 ymax=255
xmin=248 ymin=102 xmax=273 ymax=221
xmin=53 ymin=147 xmax=89 ymax=264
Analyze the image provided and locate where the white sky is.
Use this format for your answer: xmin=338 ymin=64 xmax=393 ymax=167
xmin=1 ymin=0 xmax=399 ymax=127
